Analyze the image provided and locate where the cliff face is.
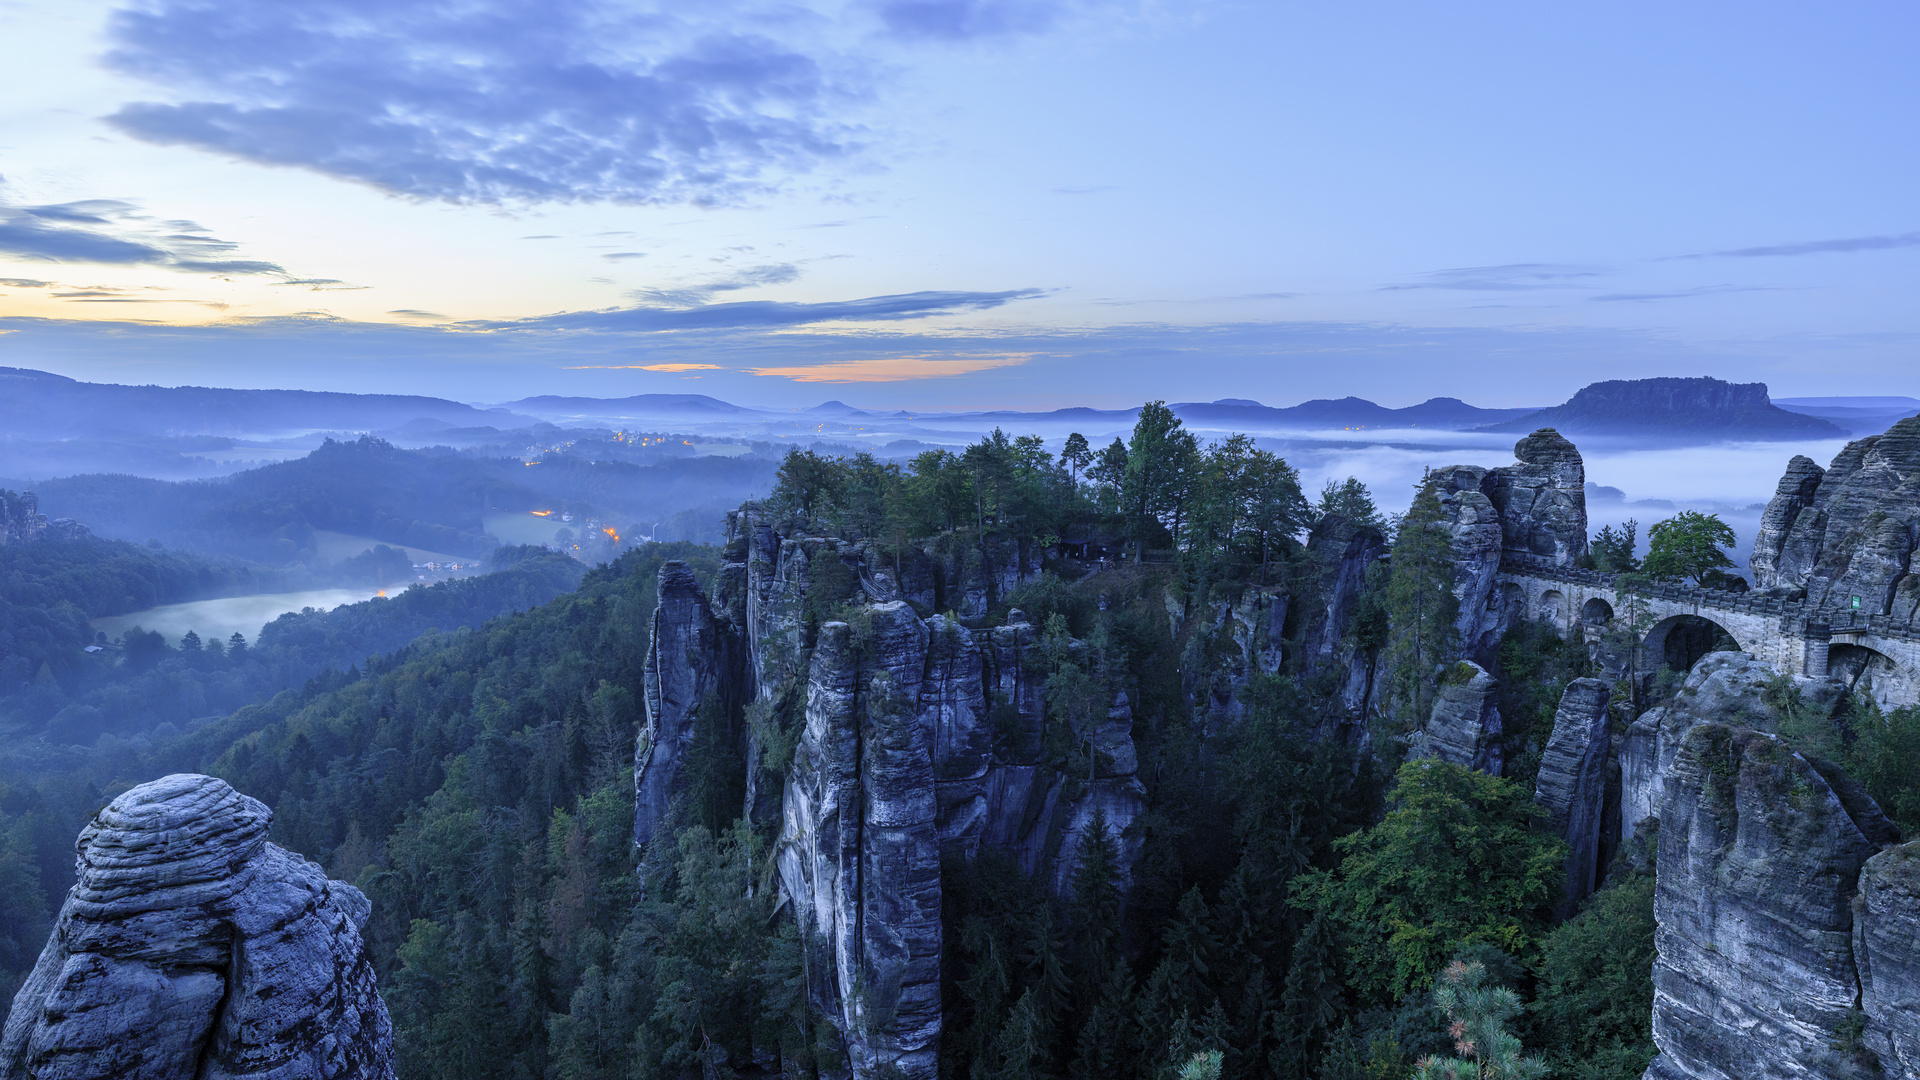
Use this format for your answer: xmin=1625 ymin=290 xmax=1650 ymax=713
xmin=0 ymin=490 xmax=88 ymax=546
xmin=1301 ymin=513 xmax=1386 ymax=722
xmin=1750 ymin=416 xmax=1920 ymax=627
xmin=1 ymin=774 xmax=393 ymax=1080
xmin=1855 ymin=842 xmax=1920 ymax=1077
xmin=640 ymin=509 xmax=1145 ymax=1079
xmin=1416 ymin=660 xmax=1502 ymax=775
xmin=1645 ymin=725 xmax=1898 ymax=1080
xmin=1533 ymin=678 xmax=1611 ymax=916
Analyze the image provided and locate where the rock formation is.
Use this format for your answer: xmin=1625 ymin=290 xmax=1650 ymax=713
xmin=1416 ymin=661 xmax=1502 ymax=775
xmin=1301 ymin=513 xmax=1387 ymax=720
xmin=1618 ymin=652 xmax=1845 ymax=847
xmin=638 ymin=507 xmax=1146 ymax=1079
xmin=634 ymin=560 xmax=741 ymax=845
xmin=1644 ymin=724 xmax=1898 ymax=1080
xmin=1855 ymin=842 xmax=1920 ymax=1077
xmin=0 ymin=490 xmax=88 ymax=546
xmin=1750 ymin=415 xmax=1920 ymax=626
xmin=1430 ymin=430 xmax=1589 ymax=656
xmin=1 ymin=773 xmax=393 ymax=1080
xmin=1532 ymin=678 xmax=1611 ymax=915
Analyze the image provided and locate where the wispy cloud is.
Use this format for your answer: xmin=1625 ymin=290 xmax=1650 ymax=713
xmin=1671 ymin=231 xmax=1920 ymax=259
xmin=0 ymin=197 xmax=283 ymax=274
xmin=1590 ymin=284 xmax=1782 ymax=303
xmin=751 ymin=352 xmax=1029 ymax=381
xmin=0 ymin=277 xmax=52 ymax=288
xmin=1381 ymin=263 xmax=1604 ymax=292
xmin=565 ymin=363 xmax=725 ymax=372
xmin=487 ymin=287 xmax=1044 ymax=331
xmin=630 ymin=262 xmax=802 ymax=306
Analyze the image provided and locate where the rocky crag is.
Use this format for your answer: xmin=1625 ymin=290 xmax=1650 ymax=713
xmin=1615 ymin=653 xmax=1908 ymax=1080
xmin=0 ymin=490 xmax=88 ymax=546
xmin=1 ymin=773 xmax=393 ymax=1080
xmin=1532 ymin=678 xmax=1611 ymax=917
xmin=1751 ymin=415 xmax=1920 ymax=628
xmin=1431 ymin=429 xmax=1589 ymax=658
xmin=634 ymin=507 xmax=1145 ymax=1079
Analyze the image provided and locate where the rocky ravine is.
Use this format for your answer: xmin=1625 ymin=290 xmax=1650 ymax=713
xmin=1 ymin=774 xmax=394 ymax=1080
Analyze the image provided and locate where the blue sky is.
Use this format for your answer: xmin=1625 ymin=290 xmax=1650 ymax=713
xmin=1 ymin=0 xmax=1917 ymax=408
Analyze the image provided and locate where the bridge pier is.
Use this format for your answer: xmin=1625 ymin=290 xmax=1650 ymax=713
xmin=1802 ymin=623 xmax=1830 ymax=680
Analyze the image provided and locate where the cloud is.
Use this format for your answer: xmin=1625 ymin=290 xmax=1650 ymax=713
xmin=873 ymin=0 xmax=1071 ymax=40
xmin=0 ymin=196 xmax=285 ymax=275
xmin=387 ymin=309 xmax=447 ymax=320
xmin=750 ymin=352 xmax=1029 ymax=381
xmin=565 ymin=363 xmax=725 ymax=372
xmin=630 ymin=262 xmax=802 ymax=305
xmin=103 ymin=0 xmax=872 ymax=206
xmin=488 ymin=287 xmax=1043 ymax=331
xmin=1381 ymin=263 xmax=1604 ymax=292
xmin=0 ymin=277 xmax=52 ymax=288
xmin=1590 ymin=284 xmax=1780 ymax=303
xmin=1675 ymin=231 xmax=1920 ymax=259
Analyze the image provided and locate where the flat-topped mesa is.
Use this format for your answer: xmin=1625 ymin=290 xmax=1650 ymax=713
xmin=1750 ymin=415 xmax=1920 ymax=628
xmin=1 ymin=774 xmax=394 ymax=1080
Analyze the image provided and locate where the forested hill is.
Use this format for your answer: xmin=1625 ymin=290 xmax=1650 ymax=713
xmin=31 ymin=436 xmax=778 ymax=563
xmin=0 ymin=545 xmax=585 ymax=744
xmin=0 ymin=366 xmax=531 ymax=439
xmin=0 ymin=542 xmax=637 ymax=1006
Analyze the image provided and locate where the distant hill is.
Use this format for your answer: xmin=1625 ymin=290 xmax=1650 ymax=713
xmin=0 ymin=367 xmax=532 ymax=439
xmin=1771 ymin=396 xmax=1920 ymax=436
xmin=1169 ymin=396 xmax=1538 ymax=430
xmin=1481 ymin=377 xmax=1846 ymax=441
xmin=502 ymin=393 xmax=754 ymax=418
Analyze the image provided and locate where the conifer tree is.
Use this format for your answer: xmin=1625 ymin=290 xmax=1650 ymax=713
xmin=1384 ymin=474 xmax=1461 ymax=722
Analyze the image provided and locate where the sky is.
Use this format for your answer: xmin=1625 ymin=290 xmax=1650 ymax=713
xmin=1 ymin=0 xmax=1918 ymax=409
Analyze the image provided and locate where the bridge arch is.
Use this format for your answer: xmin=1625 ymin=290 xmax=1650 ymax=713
xmin=1645 ymin=613 xmax=1742 ymax=672
xmin=1540 ymin=590 xmax=1566 ymax=626
xmin=1579 ymin=597 xmax=1615 ymax=627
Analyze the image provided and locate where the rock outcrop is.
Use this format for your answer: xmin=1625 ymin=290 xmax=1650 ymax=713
xmin=1750 ymin=416 xmax=1920 ymax=626
xmin=634 ymin=560 xmax=742 ymax=845
xmin=1430 ymin=430 xmax=1589 ymax=656
xmin=0 ymin=490 xmax=88 ymax=546
xmin=1416 ymin=661 xmax=1502 ymax=775
xmin=1855 ymin=842 xmax=1920 ymax=1077
xmin=1 ymin=774 xmax=393 ymax=1080
xmin=1301 ymin=513 xmax=1387 ymax=721
xmin=1618 ymin=652 xmax=1845 ymax=847
xmin=640 ymin=507 xmax=1146 ymax=1079
xmin=1532 ymin=678 xmax=1611 ymax=915
xmin=1644 ymin=725 xmax=1899 ymax=1080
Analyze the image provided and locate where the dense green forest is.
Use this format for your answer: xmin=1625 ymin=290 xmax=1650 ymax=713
xmin=0 ymin=545 xmax=582 ymax=741
xmin=30 ymin=435 xmax=777 ymax=563
xmin=4 ymin=408 xmax=1917 ymax=1079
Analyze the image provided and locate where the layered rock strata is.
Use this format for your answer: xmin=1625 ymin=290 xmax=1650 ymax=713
xmin=1644 ymin=725 xmax=1899 ymax=1080
xmin=1532 ymin=678 xmax=1611 ymax=915
xmin=1417 ymin=661 xmax=1502 ymax=775
xmin=1 ymin=773 xmax=393 ymax=1080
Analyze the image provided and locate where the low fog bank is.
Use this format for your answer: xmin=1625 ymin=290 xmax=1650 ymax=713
xmin=1286 ymin=435 xmax=1854 ymax=582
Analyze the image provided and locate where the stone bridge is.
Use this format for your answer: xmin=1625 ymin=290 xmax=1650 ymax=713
xmin=1496 ymin=559 xmax=1920 ymax=710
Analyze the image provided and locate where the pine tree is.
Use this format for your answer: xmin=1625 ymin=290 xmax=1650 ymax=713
xmin=1384 ymin=474 xmax=1461 ymax=722
xmin=1411 ymin=960 xmax=1548 ymax=1079
xmin=1275 ymin=910 xmax=1346 ymax=1078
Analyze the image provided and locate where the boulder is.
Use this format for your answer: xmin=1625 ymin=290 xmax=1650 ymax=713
xmin=1533 ymin=678 xmax=1611 ymax=915
xmin=1 ymin=774 xmax=393 ymax=1080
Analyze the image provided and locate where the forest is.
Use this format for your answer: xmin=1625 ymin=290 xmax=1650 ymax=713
xmin=2 ymin=407 xmax=1917 ymax=1080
